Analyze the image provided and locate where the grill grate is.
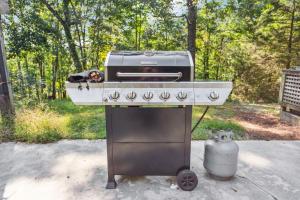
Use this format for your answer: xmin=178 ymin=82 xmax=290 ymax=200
xmin=282 ymin=73 xmax=300 ymax=107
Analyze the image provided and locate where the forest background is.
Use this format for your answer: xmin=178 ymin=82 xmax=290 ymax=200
xmin=0 ymin=0 xmax=299 ymax=142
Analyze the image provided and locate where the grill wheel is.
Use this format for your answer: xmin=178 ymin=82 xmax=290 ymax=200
xmin=176 ymin=169 xmax=198 ymax=191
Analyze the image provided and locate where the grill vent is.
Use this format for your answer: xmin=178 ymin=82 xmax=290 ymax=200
xmin=282 ymin=73 xmax=300 ymax=107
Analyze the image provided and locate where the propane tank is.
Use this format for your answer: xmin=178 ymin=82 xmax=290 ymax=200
xmin=203 ymin=131 xmax=239 ymax=180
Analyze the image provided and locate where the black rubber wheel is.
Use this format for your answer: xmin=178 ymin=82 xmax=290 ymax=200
xmin=177 ymin=169 xmax=198 ymax=191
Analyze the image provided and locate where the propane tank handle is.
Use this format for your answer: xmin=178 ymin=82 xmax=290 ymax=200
xmin=215 ymin=131 xmax=233 ymax=143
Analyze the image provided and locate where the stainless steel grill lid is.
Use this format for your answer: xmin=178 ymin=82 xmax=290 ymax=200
xmin=105 ymin=51 xmax=194 ymax=82
xmin=106 ymin=51 xmax=193 ymax=67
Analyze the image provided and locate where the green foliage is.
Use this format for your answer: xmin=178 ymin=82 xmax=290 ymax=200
xmin=2 ymin=0 xmax=300 ymax=102
xmin=195 ymin=0 xmax=299 ymax=102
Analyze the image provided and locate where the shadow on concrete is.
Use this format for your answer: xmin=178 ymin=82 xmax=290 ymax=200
xmin=0 ymin=141 xmax=105 ymax=200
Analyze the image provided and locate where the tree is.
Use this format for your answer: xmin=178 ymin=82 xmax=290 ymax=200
xmin=187 ymin=0 xmax=197 ymax=77
xmin=41 ymin=0 xmax=83 ymax=72
xmin=0 ymin=15 xmax=15 ymax=138
xmin=2 ymin=0 xmax=299 ymax=103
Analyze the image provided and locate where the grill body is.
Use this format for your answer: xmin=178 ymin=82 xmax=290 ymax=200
xmin=65 ymin=51 xmax=233 ymax=190
xmin=105 ymin=51 xmax=193 ymax=188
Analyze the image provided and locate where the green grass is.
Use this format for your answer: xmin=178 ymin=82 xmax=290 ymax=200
xmin=0 ymin=116 xmax=14 ymax=142
xmin=11 ymin=100 xmax=106 ymax=143
xmin=192 ymin=105 xmax=245 ymax=140
xmin=1 ymin=99 xmax=246 ymax=143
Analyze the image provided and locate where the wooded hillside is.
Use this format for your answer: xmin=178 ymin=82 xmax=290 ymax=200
xmin=2 ymin=0 xmax=300 ymax=103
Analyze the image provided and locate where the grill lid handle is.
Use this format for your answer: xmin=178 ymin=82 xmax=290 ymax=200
xmin=116 ymin=72 xmax=182 ymax=78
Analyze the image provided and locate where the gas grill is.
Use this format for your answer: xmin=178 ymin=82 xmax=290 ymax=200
xmin=66 ymin=51 xmax=232 ymax=191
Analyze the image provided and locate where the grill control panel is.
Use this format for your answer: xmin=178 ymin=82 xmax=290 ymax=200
xmin=66 ymin=81 xmax=232 ymax=106
xmin=102 ymin=82 xmax=195 ymax=106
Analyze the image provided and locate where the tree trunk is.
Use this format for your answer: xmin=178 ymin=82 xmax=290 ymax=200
xmin=135 ymin=1 xmax=139 ymax=50
xmin=187 ymin=0 xmax=197 ymax=79
xmin=62 ymin=0 xmax=82 ymax=72
xmin=62 ymin=24 xmax=82 ymax=72
xmin=24 ymin=54 xmax=32 ymax=97
xmin=138 ymin=10 xmax=142 ymax=50
xmin=287 ymin=0 xmax=296 ymax=69
xmin=60 ymin=77 xmax=64 ymax=99
xmin=17 ymin=57 xmax=25 ymax=97
xmin=0 ymin=16 xmax=15 ymax=129
xmin=203 ymin=32 xmax=210 ymax=79
xmin=38 ymin=59 xmax=45 ymax=98
xmin=165 ymin=22 xmax=168 ymax=50
xmin=75 ymin=22 xmax=84 ymax=67
xmin=34 ymin=70 xmax=40 ymax=101
xmin=216 ymin=37 xmax=224 ymax=80
xmin=82 ymin=23 xmax=87 ymax=69
xmin=52 ymin=47 xmax=59 ymax=99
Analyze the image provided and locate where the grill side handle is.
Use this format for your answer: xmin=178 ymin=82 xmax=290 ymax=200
xmin=116 ymin=72 xmax=182 ymax=78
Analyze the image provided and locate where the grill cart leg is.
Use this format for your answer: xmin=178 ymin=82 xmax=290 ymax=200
xmin=106 ymin=176 xmax=117 ymax=189
xmin=105 ymin=106 xmax=117 ymax=189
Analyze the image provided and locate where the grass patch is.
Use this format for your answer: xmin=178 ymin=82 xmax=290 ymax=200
xmin=192 ymin=119 xmax=245 ymax=140
xmin=1 ymin=100 xmax=247 ymax=143
xmin=12 ymin=99 xmax=106 ymax=143
xmin=0 ymin=115 xmax=15 ymax=142
xmin=14 ymin=108 xmax=67 ymax=143
xmin=191 ymin=105 xmax=245 ymax=140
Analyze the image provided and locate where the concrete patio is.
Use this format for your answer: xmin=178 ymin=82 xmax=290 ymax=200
xmin=0 ymin=140 xmax=299 ymax=200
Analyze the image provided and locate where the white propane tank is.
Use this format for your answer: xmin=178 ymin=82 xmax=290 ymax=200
xmin=203 ymin=131 xmax=239 ymax=180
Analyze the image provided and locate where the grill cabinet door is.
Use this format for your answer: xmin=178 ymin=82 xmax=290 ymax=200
xmin=111 ymin=107 xmax=187 ymax=142
xmin=113 ymin=143 xmax=186 ymax=175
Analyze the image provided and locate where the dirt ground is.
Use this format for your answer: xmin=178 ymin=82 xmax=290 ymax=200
xmin=233 ymin=105 xmax=300 ymax=140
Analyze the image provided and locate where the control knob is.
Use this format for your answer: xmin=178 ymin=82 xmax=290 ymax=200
xmin=160 ymin=91 xmax=170 ymax=101
xmin=177 ymin=91 xmax=187 ymax=101
xmin=126 ymin=91 xmax=137 ymax=100
xmin=109 ymin=91 xmax=120 ymax=101
xmin=209 ymin=91 xmax=219 ymax=101
xmin=143 ymin=91 xmax=153 ymax=101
